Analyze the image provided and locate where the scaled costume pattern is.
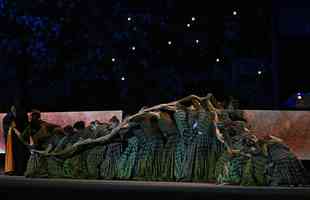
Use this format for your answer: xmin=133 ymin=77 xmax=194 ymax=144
xmin=21 ymin=94 xmax=309 ymax=186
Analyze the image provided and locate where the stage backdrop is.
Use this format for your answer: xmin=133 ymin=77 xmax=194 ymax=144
xmin=243 ymin=110 xmax=310 ymax=160
xmin=0 ymin=110 xmax=310 ymax=160
xmin=0 ymin=111 xmax=122 ymax=153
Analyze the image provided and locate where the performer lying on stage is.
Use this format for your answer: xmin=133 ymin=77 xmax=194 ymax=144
xmin=15 ymin=95 xmax=309 ymax=186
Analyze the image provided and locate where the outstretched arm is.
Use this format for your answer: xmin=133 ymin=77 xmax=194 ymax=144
xmin=13 ymin=127 xmax=21 ymax=137
xmin=13 ymin=127 xmax=34 ymax=147
xmin=211 ymin=111 xmax=236 ymax=155
xmin=33 ymin=94 xmax=214 ymax=157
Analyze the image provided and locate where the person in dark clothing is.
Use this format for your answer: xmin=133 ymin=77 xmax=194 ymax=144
xmin=14 ymin=105 xmax=30 ymax=176
xmin=21 ymin=110 xmax=43 ymax=146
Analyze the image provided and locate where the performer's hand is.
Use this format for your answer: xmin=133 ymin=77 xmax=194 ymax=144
xmin=28 ymin=144 xmax=37 ymax=150
xmin=192 ymin=99 xmax=203 ymax=110
xmin=158 ymin=104 xmax=175 ymax=111
xmin=215 ymin=125 xmax=225 ymax=143
xmin=10 ymin=121 xmax=16 ymax=128
xmin=13 ymin=128 xmax=21 ymax=137
xmin=178 ymin=95 xmax=201 ymax=106
xmin=210 ymin=111 xmax=219 ymax=123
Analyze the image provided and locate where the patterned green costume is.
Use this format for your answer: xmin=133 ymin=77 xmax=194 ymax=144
xmin=116 ymin=130 xmax=140 ymax=179
xmin=22 ymin=94 xmax=309 ymax=186
xmin=100 ymin=142 xmax=122 ymax=179
xmin=174 ymin=103 xmax=194 ymax=181
xmin=215 ymin=120 xmax=308 ymax=186
xmin=265 ymin=141 xmax=308 ymax=186
xmin=174 ymin=100 xmax=224 ymax=182
xmin=24 ymin=151 xmax=48 ymax=178
xmin=157 ymin=111 xmax=178 ymax=181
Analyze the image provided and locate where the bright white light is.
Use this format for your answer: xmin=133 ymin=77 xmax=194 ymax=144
xmin=131 ymin=46 xmax=136 ymax=50
xmin=257 ymin=70 xmax=262 ymax=75
xmin=233 ymin=11 xmax=237 ymax=16
xmin=168 ymin=41 xmax=172 ymax=45
xmin=191 ymin=17 xmax=196 ymax=21
xmin=128 ymin=17 xmax=131 ymax=21
xmin=298 ymin=95 xmax=302 ymax=100
xmin=195 ymin=39 xmax=200 ymax=44
xmin=216 ymin=58 xmax=220 ymax=62
xmin=187 ymin=23 xmax=191 ymax=28
xmin=112 ymin=58 xmax=115 ymax=62
xmin=121 ymin=76 xmax=125 ymax=81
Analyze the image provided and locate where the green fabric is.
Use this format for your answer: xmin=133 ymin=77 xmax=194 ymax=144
xmin=116 ymin=137 xmax=139 ymax=179
xmin=87 ymin=146 xmax=106 ymax=178
xmin=20 ymin=98 xmax=308 ymax=187
xmin=134 ymin=135 xmax=164 ymax=180
xmin=100 ymin=143 xmax=122 ymax=179
xmin=24 ymin=152 xmax=48 ymax=178
xmin=47 ymin=157 xmax=65 ymax=178
xmin=240 ymin=158 xmax=255 ymax=186
xmin=251 ymin=155 xmax=268 ymax=186
xmin=21 ymin=125 xmax=31 ymax=144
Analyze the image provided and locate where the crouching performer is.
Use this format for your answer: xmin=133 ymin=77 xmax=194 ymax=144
xmin=213 ymin=112 xmax=309 ymax=186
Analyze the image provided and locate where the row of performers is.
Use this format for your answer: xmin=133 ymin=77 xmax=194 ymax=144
xmin=2 ymin=95 xmax=309 ymax=186
xmin=3 ymin=107 xmax=120 ymax=176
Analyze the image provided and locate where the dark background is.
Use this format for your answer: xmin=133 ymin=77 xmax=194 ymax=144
xmin=0 ymin=0 xmax=308 ymax=114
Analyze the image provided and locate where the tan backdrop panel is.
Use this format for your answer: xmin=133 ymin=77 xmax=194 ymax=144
xmin=0 ymin=111 xmax=122 ymax=153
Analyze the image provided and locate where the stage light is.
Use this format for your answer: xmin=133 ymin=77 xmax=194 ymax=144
xmin=187 ymin=23 xmax=191 ymax=28
xmin=131 ymin=46 xmax=136 ymax=50
xmin=121 ymin=76 xmax=125 ymax=81
xmin=168 ymin=41 xmax=172 ymax=45
xmin=216 ymin=58 xmax=220 ymax=62
xmin=191 ymin=17 xmax=196 ymax=21
xmin=195 ymin=39 xmax=200 ymax=44
xmin=233 ymin=11 xmax=237 ymax=16
xmin=128 ymin=17 xmax=131 ymax=21
xmin=297 ymin=92 xmax=301 ymax=96
xmin=257 ymin=70 xmax=262 ymax=75
xmin=298 ymin=95 xmax=302 ymax=100
xmin=112 ymin=58 xmax=116 ymax=62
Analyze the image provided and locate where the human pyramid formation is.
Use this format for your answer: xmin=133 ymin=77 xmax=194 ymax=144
xmin=7 ymin=94 xmax=310 ymax=186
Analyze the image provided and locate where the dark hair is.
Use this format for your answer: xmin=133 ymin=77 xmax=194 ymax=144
xmin=31 ymin=109 xmax=41 ymax=119
xmin=150 ymin=115 xmax=159 ymax=125
xmin=64 ymin=125 xmax=74 ymax=134
xmin=109 ymin=116 xmax=120 ymax=123
xmin=73 ymin=121 xmax=85 ymax=130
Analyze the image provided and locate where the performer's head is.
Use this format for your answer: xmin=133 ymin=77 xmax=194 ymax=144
xmin=10 ymin=105 xmax=16 ymax=117
xmin=109 ymin=116 xmax=120 ymax=129
xmin=64 ymin=125 xmax=75 ymax=136
xmin=30 ymin=109 xmax=41 ymax=121
xmin=90 ymin=121 xmax=98 ymax=131
xmin=73 ymin=121 xmax=85 ymax=131
xmin=30 ymin=109 xmax=41 ymax=129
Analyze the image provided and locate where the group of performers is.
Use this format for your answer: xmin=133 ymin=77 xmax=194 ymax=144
xmin=2 ymin=94 xmax=309 ymax=186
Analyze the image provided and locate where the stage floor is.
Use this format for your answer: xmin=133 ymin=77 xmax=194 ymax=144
xmin=1 ymin=175 xmax=310 ymax=200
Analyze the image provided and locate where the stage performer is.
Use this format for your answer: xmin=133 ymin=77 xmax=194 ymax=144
xmin=214 ymin=117 xmax=309 ymax=186
xmin=4 ymin=119 xmax=16 ymax=175
xmin=3 ymin=106 xmax=30 ymax=175
xmin=2 ymin=106 xmax=16 ymax=145
xmin=20 ymin=110 xmax=59 ymax=150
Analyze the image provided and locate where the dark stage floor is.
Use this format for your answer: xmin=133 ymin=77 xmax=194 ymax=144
xmin=1 ymin=176 xmax=310 ymax=200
